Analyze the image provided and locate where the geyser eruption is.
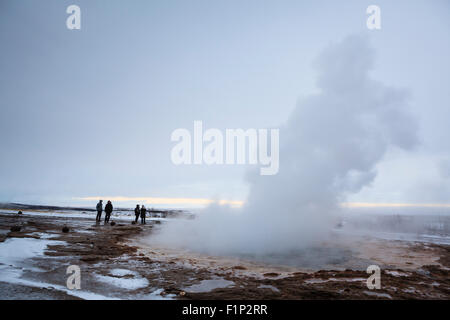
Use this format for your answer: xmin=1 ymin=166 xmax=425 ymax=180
xmin=152 ymin=35 xmax=419 ymax=256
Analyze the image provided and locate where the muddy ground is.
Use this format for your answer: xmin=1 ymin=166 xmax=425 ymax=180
xmin=0 ymin=211 xmax=449 ymax=299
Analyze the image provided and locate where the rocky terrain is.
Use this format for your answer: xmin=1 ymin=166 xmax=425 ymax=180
xmin=0 ymin=209 xmax=448 ymax=300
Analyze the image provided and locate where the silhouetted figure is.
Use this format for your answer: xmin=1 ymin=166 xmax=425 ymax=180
xmin=140 ymin=205 xmax=147 ymax=224
xmin=104 ymin=200 xmax=113 ymax=223
xmin=134 ymin=205 xmax=140 ymax=223
xmin=96 ymin=200 xmax=103 ymax=222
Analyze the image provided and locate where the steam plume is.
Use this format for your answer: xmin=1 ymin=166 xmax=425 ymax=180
xmin=151 ymin=35 xmax=419 ymax=256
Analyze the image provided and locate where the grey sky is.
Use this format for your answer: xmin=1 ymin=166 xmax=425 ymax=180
xmin=0 ymin=0 xmax=449 ymax=208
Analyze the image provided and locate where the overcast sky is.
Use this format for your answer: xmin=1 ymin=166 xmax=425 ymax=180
xmin=0 ymin=0 xmax=449 ymax=209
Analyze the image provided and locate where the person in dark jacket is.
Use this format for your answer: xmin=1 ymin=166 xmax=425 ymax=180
xmin=96 ymin=200 xmax=103 ymax=222
xmin=134 ymin=205 xmax=140 ymax=223
xmin=104 ymin=201 xmax=113 ymax=223
xmin=140 ymin=205 xmax=147 ymax=224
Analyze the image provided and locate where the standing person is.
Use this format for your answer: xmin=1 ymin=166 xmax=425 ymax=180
xmin=140 ymin=205 xmax=147 ymax=224
xmin=134 ymin=204 xmax=140 ymax=223
xmin=96 ymin=200 xmax=103 ymax=222
xmin=104 ymin=200 xmax=113 ymax=223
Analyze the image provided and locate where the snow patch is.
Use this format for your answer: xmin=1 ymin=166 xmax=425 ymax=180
xmin=109 ymin=269 xmax=136 ymax=277
xmin=0 ymin=209 xmax=169 ymax=223
xmin=0 ymin=237 xmax=114 ymax=300
xmin=0 ymin=237 xmax=64 ymax=265
xmin=95 ymin=270 xmax=149 ymax=290
xmin=29 ymin=232 xmax=58 ymax=240
xmin=385 ymin=270 xmax=409 ymax=277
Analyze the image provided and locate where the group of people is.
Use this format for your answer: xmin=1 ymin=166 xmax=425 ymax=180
xmin=134 ymin=204 xmax=147 ymax=224
xmin=96 ymin=200 xmax=113 ymax=223
xmin=95 ymin=200 xmax=149 ymax=225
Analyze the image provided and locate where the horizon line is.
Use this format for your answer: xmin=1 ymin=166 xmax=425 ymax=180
xmin=73 ymin=197 xmax=450 ymax=208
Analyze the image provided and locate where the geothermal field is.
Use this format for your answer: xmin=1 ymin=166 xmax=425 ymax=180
xmin=1 ymin=1 xmax=449 ymax=308
xmin=0 ymin=204 xmax=448 ymax=300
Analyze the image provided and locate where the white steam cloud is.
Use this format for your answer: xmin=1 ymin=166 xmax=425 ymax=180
xmin=150 ymin=35 xmax=419 ymax=256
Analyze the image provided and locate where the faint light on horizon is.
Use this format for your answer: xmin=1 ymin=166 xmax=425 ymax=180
xmin=74 ymin=196 xmax=244 ymax=208
xmin=341 ymin=202 xmax=450 ymax=208
xmin=74 ymin=197 xmax=450 ymax=209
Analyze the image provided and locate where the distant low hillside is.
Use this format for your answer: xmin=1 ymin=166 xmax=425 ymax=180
xmin=0 ymin=202 xmax=96 ymax=212
xmin=0 ymin=202 xmax=188 ymax=217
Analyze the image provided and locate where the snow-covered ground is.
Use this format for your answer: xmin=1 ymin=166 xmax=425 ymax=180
xmin=0 ymin=209 xmax=168 ymax=222
xmin=0 ymin=237 xmax=114 ymax=299
xmin=95 ymin=269 xmax=149 ymax=290
xmin=0 ymin=209 xmax=176 ymax=300
xmin=0 ymin=235 xmax=174 ymax=300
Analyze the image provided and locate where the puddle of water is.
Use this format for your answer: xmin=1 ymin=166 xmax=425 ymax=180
xmin=133 ymin=241 xmax=306 ymax=278
xmin=182 ymin=278 xmax=235 ymax=293
xmin=305 ymin=277 xmax=366 ymax=284
xmin=141 ymin=288 xmax=176 ymax=300
xmin=257 ymin=284 xmax=280 ymax=292
xmin=364 ymin=290 xmax=392 ymax=299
